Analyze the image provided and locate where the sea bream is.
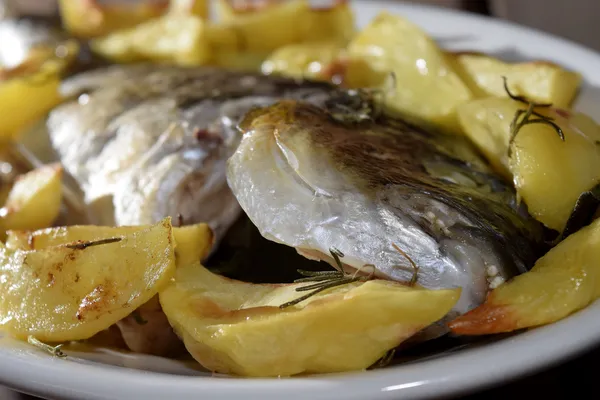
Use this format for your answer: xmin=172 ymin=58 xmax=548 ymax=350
xmin=46 ymin=64 xmax=334 ymax=239
xmin=226 ymin=92 xmax=545 ymax=322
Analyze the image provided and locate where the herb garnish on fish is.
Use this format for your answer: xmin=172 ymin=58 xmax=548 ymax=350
xmin=279 ymin=243 xmax=420 ymax=309
xmin=279 ymin=248 xmax=370 ymax=309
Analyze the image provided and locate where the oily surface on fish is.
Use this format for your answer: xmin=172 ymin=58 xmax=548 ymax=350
xmin=46 ymin=64 xmax=334 ymax=238
xmin=227 ymin=96 xmax=545 ymax=316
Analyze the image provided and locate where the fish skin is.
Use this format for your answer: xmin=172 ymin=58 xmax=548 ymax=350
xmin=46 ymin=64 xmax=333 ymax=238
xmin=226 ymin=96 xmax=545 ymax=317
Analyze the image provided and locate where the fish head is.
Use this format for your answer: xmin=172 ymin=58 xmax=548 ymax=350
xmin=228 ymin=98 xmax=545 ymax=317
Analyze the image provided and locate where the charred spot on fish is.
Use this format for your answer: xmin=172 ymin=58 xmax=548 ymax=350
xmin=194 ymin=128 xmax=224 ymax=145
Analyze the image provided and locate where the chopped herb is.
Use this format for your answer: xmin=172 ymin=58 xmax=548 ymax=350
xmin=368 ymin=348 xmax=396 ymax=369
xmin=558 ymin=182 xmax=600 ymax=242
xmin=503 ymin=76 xmax=564 ymax=156
xmin=279 ymin=248 xmax=368 ymax=309
xmin=391 ymin=243 xmax=419 ymax=286
xmin=66 ymin=237 xmax=122 ymax=250
xmin=27 ymin=336 xmax=67 ymax=358
xmin=131 ymin=310 xmax=148 ymax=325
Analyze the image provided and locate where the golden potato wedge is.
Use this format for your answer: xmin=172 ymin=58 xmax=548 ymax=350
xmin=0 ymin=219 xmax=176 ymax=342
xmin=214 ymin=0 xmax=354 ymax=53
xmin=6 ymin=222 xmax=214 ymax=266
xmin=449 ymin=216 xmax=600 ymax=335
xmin=58 ymin=0 xmax=169 ymax=38
xmin=168 ymin=0 xmax=209 ymax=18
xmin=0 ymin=164 xmax=63 ymax=232
xmin=261 ymin=42 xmax=346 ymax=81
xmin=0 ymin=74 xmax=61 ymax=140
xmin=457 ymin=97 xmax=600 ymax=231
xmin=90 ymin=13 xmax=209 ymax=66
xmin=160 ymin=262 xmax=460 ymax=377
xmin=347 ymin=12 xmax=472 ymax=132
xmin=448 ymin=52 xmax=582 ymax=108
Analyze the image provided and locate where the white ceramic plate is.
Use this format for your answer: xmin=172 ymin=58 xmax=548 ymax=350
xmin=3 ymin=1 xmax=600 ymax=399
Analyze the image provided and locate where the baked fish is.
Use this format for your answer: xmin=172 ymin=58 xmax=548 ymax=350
xmin=226 ymin=92 xmax=545 ymax=323
xmin=46 ymin=64 xmax=333 ymax=239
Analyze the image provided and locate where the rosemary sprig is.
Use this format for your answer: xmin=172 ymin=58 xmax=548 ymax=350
xmin=279 ymin=243 xmax=420 ymax=309
xmin=279 ymin=248 xmax=367 ymax=309
xmin=368 ymin=348 xmax=397 ymax=369
xmin=27 ymin=336 xmax=67 ymax=358
xmin=131 ymin=310 xmax=148 ymax=325
xmin=66 ymin=237 xmax=122 ymax=250
xmin=503 ymin=76 xmax=564 ymax=156
xmin=391 ymin=243 xmax=419 ymax=286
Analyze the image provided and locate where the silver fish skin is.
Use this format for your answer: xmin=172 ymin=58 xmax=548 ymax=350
xmin=46 ymin=64 xmax=333 ymax=239
xmin=226 ymin=96 xmax=544 ymax=318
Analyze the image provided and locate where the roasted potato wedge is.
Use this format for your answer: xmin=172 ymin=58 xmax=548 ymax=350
xmin=449 ymin=52 xmax=582 ymax=108
xmin=58 ymin=0 xmax=169 ymax=38
xmin=90 ymin=14 xmax=209 ymax=66
xmin=168 ymin=0 xmax=209 ymax=18
xmin=457 ymin=97 xmax=600 ymax=231
xmin=261 ymin=42 xmax=345 ymax=81
xmin=449 ymin=216 xmax=600 ymax=335
xmin=160 ymin=262 xmax=460 ymax=377
xmin=6 ymin=222 xmax=213 ymax=266
xmin=0 ymin=219 xmax=176 ymax=342
xmin=347 ymin=12 xmax=472 ymax=132
xmin=0 ymin=164 xmax=63 ymax=232
xmin=214 ymin=0 xmax=354 ymax=53
xmin=0 ymin=73 xmax=61 ymax=140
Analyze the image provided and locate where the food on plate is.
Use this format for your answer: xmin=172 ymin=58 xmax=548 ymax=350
xmin=59 ymin=0 xmax=174 ymax=39
xmin=4 ymin=221 xmax=212 ymax=356
xmin=0 ymin=163 xmax=63 ymax=232
xmin=261 ymin=41 xmax=346 ymax=81
xmin=346 ymin=12 xmax=472 ymax=132
xmin=2 ymin=0 xmax=600 ymax=378
xmin=90 ymin=13 xmax=209 ymax=66
xmin=0 ymin=19 xmax=79 ymax=139
xmin=160 ymin=261 xmax=460 ymax=377
xmin=91 ymin=0 xmax=353 ymax=68
xmin=214 ymin=0 xmax=354 ymax=51
xmin=449 ymin=216 xmax=600 ymax=335
xmin=0 ymin=219 xmax=175 ymax=342
xmin=6 ymin=222 xmax=213 ymax=266
xmin=45 ymin=64 xmax=334 ymax=239
xmin=226 ymin=97 xmax=545 ymax=336
xmin=458 ymin=96 xmax=600 ymax=232
xmin=448 ymin=52 xmax=582 ymax=108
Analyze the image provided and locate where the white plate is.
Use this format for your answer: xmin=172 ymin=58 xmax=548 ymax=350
xmin=3 ymin=1 xmax=600 ymax=399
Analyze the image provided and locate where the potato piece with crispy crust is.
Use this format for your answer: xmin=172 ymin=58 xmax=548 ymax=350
xmin=449 ymin=217 xmax=600 ymax=335
xmin=160 ymin=262 xmax=460 ymax=377
xmin=0 ymin=219 xmax=175 ymax=342
xmin=0 ymin=164 xmax=63 ymax=232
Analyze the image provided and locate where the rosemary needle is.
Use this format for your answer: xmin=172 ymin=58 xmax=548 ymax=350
xmin=27 ymin=336 xmax=67 ymax=358
xmin=502 ymin=76 xmax=564 ymax=156
xmin=66 ymin=237 xmax=122 ymax=250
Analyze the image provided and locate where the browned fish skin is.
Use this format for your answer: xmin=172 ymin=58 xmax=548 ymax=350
xmin=227 ymin=97 xmax=545 ymax=322
xmin=46 ymin=64 xmax=334 ymax=238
